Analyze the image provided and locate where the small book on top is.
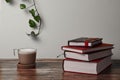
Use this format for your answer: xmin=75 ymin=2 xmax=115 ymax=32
xmin=68 ymin=37 xmax=102 ymax=47
xmin=63 ymin=56 xmax=112 ymax=74
xmin=62 ymin=43 xmax=113 ymax=54
xmin=64 ymin=49 xmax=113 ymax=61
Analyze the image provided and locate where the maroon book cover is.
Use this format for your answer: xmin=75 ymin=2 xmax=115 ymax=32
xmin=62 ymin=43 xmax=113 ymax=54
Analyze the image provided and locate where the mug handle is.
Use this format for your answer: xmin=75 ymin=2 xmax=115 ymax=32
xmin=13 ymin=49 xmax=18 ymax=56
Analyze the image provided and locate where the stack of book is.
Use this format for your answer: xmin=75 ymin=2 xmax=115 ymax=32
xmin=62 ymin=37 xmax=113 ymax=74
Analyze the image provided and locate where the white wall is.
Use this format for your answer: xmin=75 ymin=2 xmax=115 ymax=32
xmin=0 ymin=0 xmax=120 ymax=59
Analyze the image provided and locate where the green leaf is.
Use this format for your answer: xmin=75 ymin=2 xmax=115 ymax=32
xmin=29 ymin=9 xmax=35 ymax=17
xmin=20 ymin=4 xmax=26 ymax=9
xmin=29 ymin=19 xmax=36 ymax=28
xmin=29 ymin=9 xmax=41 ymax=22
xmin=34 ymin=15 xmax=41 ymax=22
xmin=5 ymin=0 xmax=11 ymax=3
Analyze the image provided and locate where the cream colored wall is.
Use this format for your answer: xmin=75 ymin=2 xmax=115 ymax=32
xmin=0 ymin=0 xmax=120 ymax=59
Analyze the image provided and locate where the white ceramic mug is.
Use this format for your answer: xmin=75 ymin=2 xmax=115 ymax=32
xmin=13 ymin=48 xmax=37 ymax=65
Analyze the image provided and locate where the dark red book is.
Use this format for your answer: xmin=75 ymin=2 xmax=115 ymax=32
xmin=62 ymin=43 xmax=113 ymax=54
xmin=63 ymin=56 xmax=112 ymax=74
xmin=68 ymin=37 xmax=102 ymax=47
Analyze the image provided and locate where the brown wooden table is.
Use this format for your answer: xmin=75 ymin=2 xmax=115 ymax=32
xmin=0 ymin=59 xmax=120 ymax=80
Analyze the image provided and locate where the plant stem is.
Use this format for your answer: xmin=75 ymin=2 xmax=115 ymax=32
xmin=26 ymin=4 xmax=34 ymax=9
xmin=32 ymin=0 xmax=41 ymax=36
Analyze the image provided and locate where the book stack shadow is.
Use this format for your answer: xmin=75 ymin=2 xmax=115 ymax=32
xmin=62 ymin=37 xmax=114 ymax=74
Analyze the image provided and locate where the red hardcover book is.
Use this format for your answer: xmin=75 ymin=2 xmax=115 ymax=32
xmin=68 ymin=37 xmax=102 ymax=47
xmin=63 ymin=56 xmax=112 ymax=74
xmin=64 ymin=49 xmax=113 ymax=61
xmin=62 ymin=43 xmax=113 ymax=54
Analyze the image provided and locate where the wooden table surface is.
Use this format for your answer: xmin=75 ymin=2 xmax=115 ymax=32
xmin=0 ymin=59 xmax=120 ymax=80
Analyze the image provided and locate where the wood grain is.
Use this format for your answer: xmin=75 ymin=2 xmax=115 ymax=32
xmin=0 ymin=59 xmax=119 ymax=80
